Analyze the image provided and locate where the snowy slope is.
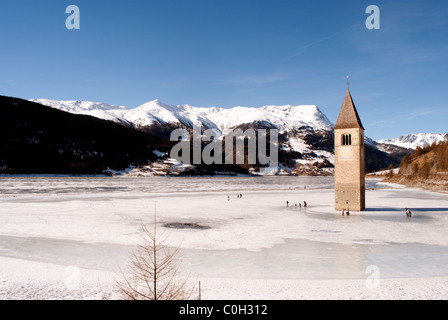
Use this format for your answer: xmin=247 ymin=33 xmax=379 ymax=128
xmin=123 ymin=100 xmax=220 ymax=130
xmin=377 ymin=133 xmax=448 ymax=150
xmin=30 ymin=99 xmax=333 ymax=135
xmin=29 ymin=98 xmax=418 ymax=173
xmin=125 ymin=100 xmax=334 ymax=134
xmin=30 ymin=99 xmax=131 ymax=124
xmin=210 ymin=104 xmax=333 ymax=134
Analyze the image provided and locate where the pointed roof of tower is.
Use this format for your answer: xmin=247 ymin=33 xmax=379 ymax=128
xmin=334 ymin=88 xmax=364 ymax=130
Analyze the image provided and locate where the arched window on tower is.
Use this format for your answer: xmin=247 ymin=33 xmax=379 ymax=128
xmin=342 ymin=134 xmax=352 ymax=146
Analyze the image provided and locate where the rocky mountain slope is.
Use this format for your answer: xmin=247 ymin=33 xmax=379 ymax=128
xmin=31 ymin=99 xmax=333 ymax=134
xmin=28 ymin=99 xmax=420 ymax=175
xmin=0 ymin=96 xmax=171 ymax=174
xmin=29 ymin=98 xmax=421 ymax=175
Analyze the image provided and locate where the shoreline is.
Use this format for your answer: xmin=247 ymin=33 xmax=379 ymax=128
xmin=381 ymin=175 xmax=448 ymax=193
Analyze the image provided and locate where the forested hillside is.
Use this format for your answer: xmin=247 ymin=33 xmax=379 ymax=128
xmin=384 ymin=139 xmax=448 ymax=191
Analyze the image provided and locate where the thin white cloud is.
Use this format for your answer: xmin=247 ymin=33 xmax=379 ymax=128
xmin=367 ymin=108 xmax=439 ymax=129
xmin=406 ymin=109 xmax=434 ymax=120
xmin=286 ymin=34 xmax=337 ymax=59
xmin=218 ymin=73 xmax=288 ymax=86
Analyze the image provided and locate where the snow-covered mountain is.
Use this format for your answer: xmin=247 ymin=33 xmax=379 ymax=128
xmin=378 ymin=133 xmax=448 ymax=150
xmin=30 ymin=98 xmax=337 ymax=175
xmin=29 ymin=98 xmax=424 ymax=174
xmin=30 ymin=99 xmax=131 ymax=125
xmin=31 ymin=99 xmax=333 ymax=135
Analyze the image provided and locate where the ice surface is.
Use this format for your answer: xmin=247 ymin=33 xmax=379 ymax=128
xmin=1 ymin=176 xmax=448 ymax=299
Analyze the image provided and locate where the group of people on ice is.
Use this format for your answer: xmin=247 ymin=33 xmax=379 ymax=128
xmin=226 ymin=193 xmax=414 ymax=219
xmin=286 ymin=200 xmax=307 ymax=208
xmin=228 ymin=194 xmax=243 ymax=201
xmin=289 ymin=186 xmax=307 ymax=190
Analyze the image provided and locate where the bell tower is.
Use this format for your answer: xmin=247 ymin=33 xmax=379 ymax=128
xmin=334 ymin=85 xmax=365 ymax=211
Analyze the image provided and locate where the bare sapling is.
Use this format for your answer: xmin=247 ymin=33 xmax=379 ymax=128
xmin=116 ymin=205 xmax=197 ymax=300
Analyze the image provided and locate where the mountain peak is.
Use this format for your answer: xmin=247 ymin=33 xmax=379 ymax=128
xmin=138 ymin=99 xmax=167 ymax=107
xmin=32 ymin=98 xmax=335 ymax=134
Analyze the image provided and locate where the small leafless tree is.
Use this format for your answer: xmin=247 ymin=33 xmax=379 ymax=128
xmin=116 ymin=206 xmax=197 ymax=300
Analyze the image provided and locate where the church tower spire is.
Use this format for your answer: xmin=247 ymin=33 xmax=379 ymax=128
xmin=334 ymin=88 xmax=364 ymax=130
xmin=334 ymin=85 xmax=366 ymax=212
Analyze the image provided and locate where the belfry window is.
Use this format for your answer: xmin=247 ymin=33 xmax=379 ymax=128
xmin=342 ymin=134 xmax=352 ymax=146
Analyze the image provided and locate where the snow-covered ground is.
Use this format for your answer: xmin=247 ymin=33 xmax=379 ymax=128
xmin=1 ymin=176 xmax=448 ymax=300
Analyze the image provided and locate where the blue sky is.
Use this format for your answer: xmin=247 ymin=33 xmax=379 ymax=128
xmin=1 ymin=0 xmax=447 ymax=140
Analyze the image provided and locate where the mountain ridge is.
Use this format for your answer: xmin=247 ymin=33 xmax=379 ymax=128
xmin=378 ymin=133 xmax=448 ymax=150
xmin=28 ymin=98 xmax=442 ymax=175
xmin=30 ymin=98 xmax=334 ymax=135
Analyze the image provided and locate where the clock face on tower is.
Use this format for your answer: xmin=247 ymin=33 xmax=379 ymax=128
xmin=339 ymin=146 xmax=353 ymax=160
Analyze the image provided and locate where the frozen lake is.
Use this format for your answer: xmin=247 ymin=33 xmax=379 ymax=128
xmin=1 ymin=176 xmax=448 ymax=299
xmin=0 ymin=175 xmax=334 ymax=195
